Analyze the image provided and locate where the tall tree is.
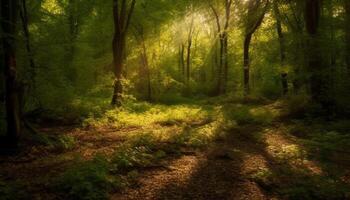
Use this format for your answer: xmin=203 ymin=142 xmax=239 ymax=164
xmin=19 ymin=0 xmax=36 ymax=90
xmin=243 ymin=0 xmax=269 ymax=95
xmin=111 ymin=0 xmax=136 ymax=106
xmin=185 ymin=16 xmax=194 ymax=87
xmin=210 ymin=0 xmax=232 ymax=95
xmin=345 ymin=0 xmax=350 ymax=74
xmin=305 ymin=0 xmax=331 ymax=111
xmin=134 ymin=25 xmax=152 ymax=101
xmin=1 ymin=0 xmax=21 ymax=148
xmin=66 ymin=0 xmax=79 ymax=82
xmin=273 ymin=0 xmax=288 ymax=95
xmin=179 ymin=43 xmax=185 ymax=78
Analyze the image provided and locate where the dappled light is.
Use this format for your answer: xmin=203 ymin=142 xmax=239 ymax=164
xmin=1 ymin=0 xmax=350 ymax=200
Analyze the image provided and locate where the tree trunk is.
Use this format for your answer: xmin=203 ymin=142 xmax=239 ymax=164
xmin=273 ymin=1 xmax=288 ymax=95
xmin=243 ymin=33 xmax=252 ymax=95
xmin=345 ymin=0 xmax=350 ymax=74
xmin=305 ymin=0 xmax=331 ymax=111
xmin=66 ymin=0 xmax=79 ymax=82
xmin=141 ymin=35 xmax=152 ymax=101
xmin=216 ymin=37 xmax=224 ymax=95
xmin=111 ymin=0 xmax=136 ymax=106
xmin=186 ymin=38 xmax=192 ymax=86
xmin=243 ymin=0 xmax=269 ymax=96
xmin=19 ymin=0 xmax=36 ymax=90
xmin=210 ymin=0 xmax=232 ymax=95
xmin=1 ymin=0 xmax=21 ymax=148
xmin=179 ymin=44 xmax=185 ymax=78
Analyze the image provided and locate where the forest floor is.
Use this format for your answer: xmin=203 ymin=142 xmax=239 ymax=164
xmin=1 ymin=98 xmax=350 ymax=200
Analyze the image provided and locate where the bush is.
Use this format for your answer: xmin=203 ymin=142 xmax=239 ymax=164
xmin=0 ymin=180 xmax=29 ymax=200
xmin=224 ymin=105 xmax=273 ymax=125
xmin=284 ymin=94 xmax=311 ymax=118
xmin=55 ymin=156 xmax=121 ymax=200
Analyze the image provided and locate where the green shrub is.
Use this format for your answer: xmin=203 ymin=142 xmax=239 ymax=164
xmin=111 ymin=146 xmax=155 ymax=172
xmin=0 ymin=180 xmax=29 ymax=200
xmin=55 ymin=135 xmax=76 ymax=152
xmin=54 ymin=156 xmax=120 ymax=200
xmin=285 ymin=94 xmax=311 ymax=118
xmin=224 ymin=105 xmax=273 ymax=125
xmin=280 ymin=176 xmax=349 ymax=200
xmin=306 ymin=131 xmax=350 ymax=161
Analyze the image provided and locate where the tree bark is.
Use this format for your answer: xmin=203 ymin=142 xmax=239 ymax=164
xmin=243 ymin=34 xmax=252 ymax=95
xmin=66 ymin=0 xmax=79 ymax=82
xmin=210 ymin=0 xmax=232 ymax=95
xmin=273 ymin=1 xmax=288 ymax=95
xmin=19 ymin=0 xmax=36 ymax=90
xmin=345 ymin=0 xmax=350 ymax=74
xmin=186 ymin=37 xmax=192 ymax=86
xmin=185 ymin=17 xmax=194 ymax=88
xmin=140 ymin=33 xmax=152 ymax=101
xmin=111 ymin=0 xmax=136 ymax=106
xmin=179 ymin=44 xmax=185 ymax=78
xmin=1 ymin=0 xmax=21 ymax=148
xmin=243 ymin=0 xmax=269 ymax=96
xmin=305 ymin=0 xmax=332 ymax=111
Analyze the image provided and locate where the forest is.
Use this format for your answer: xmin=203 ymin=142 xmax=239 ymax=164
xmin=1 ymin=0 xmax=350 ymax=199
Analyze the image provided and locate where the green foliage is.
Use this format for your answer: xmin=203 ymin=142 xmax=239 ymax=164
xmin=30 ymin=133 xmax=76 ymax=152
xmin=305 ymin=131 xmax=350 ymax=161
xmin=112 ymin=146 xmax=155 ymax=171
xmin=54 ymin=156 xmax=120 ymax=200
xmin=0 ymin=180 xmax=29 ymax=200
xmin=284 ymin=94 xmax=311 ymax=118
xmin=223 ymin=105 xmax=274 ymax=125
xmin=251 ymin=166 xmax=350 ymax=200
xmin=280 ymin=175 xmax=349 ymax=200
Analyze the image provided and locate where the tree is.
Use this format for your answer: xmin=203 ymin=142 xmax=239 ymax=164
xmin=305 ymin=0 xmax=332 ymax=112
xmin=19 ymin=0 xmax=36 ymax=90
xmin=111 ymin=0 xmax=136 ymax=106
xmin=1 ymin=0 xmax=21 ymax=148
xmin=273 ymin=0 xmax=288 ymax=95
xmin=134 ymin=24 xmax=152 ymax=101
xmin=243 ymin=0 xmax=269 ymax=95
xmin=185 ymin=15 xmax=194 ymax=87
xmin=209 ymin=0 xmax=232 ymax=95
xmin=345 ymin=0 xmax=350 ymax=74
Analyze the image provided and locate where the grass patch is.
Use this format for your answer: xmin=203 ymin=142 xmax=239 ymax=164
xmin=83 ymin=102 xmax=212 ymax=129
xmin=54 ymin=155 xmax=123 ymax=200
xmin=30 ymin=133 xmax=76 ymax=152
xmin=250 ymin=166 xmax=350 ymax=200
xmin=222 ymin=104 xmax=274 ymax=125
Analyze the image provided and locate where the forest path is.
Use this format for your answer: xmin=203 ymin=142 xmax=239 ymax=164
xmin=111 ymin=103 xmax=323 ymax=200
xmin=1 ymin=101 xmax=348 ymax=200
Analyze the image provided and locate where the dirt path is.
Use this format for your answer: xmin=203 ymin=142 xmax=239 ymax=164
xmin=111 ymin=124 xmax=292 ymax=200
xmin=1 ymin=102 xmax=348 ymax=200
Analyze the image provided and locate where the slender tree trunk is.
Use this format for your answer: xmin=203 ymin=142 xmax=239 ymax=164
xmin=216 ymin=37 xmax=224 ymax=94
xmin=243 ymin=33 xmax=252 ymax=95
xmin=345 ymin=0 xmax=350 ymax=74
xmin=273 ymin=2 xmax=288 ymax=95
xmin=111 ymin=0 xmax=136 ymax=106
xmin=222 ymin=33 xmax=228 ymax=94
xmin=19 ymin=0 xmax=36 ymax=89
xmin=66 ymin=0 xmax=79 ymax=82
xmin=180 ymin=43 xmax=185 ymax=78
xmin=186 ymin=38 xmax=192 ymax=86
xmin=305 ymin=0 xmax=331 ymax=111
xmin=1 ymin=0 xmax=21 ymax=148
xmin=222 ymin=0 xmax=232 ymax=94
xmin=243 ymin=0 xmax=268 ymax=96
xmin=141 ymin=35 xmax=152 ymax=101
xmin=179 ymin=44 xmax=184 ymax=77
